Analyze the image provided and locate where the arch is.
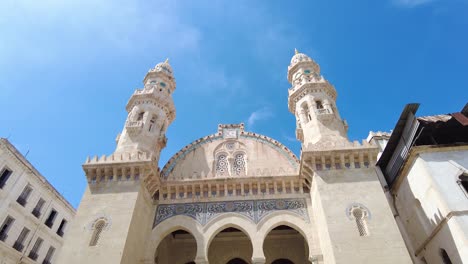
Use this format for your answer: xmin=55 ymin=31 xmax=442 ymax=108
xmin=144 ymin=215 xmax=206 ymax=263
xmin=257 ymin=211 xmax=315 ymax=261
xmin=272 ymin=259 xmax=294 ymax=264
xmin=204 ymin=213 xmax=256 ymax=258
xmin=227 ymin=257 xmax=249 ymax=264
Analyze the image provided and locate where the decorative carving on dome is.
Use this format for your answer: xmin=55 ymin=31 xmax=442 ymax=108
xmin=160 ymin=125 xmax=299 ymax=179
xmin=213 ymin=141 xmax=247 ymax=177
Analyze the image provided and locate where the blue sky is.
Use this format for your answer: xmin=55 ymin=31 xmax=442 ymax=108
xmin=1 ymin=0 xmax=467 ymax=207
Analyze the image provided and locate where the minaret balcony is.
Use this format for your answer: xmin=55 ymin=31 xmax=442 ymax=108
xmin=315 ymin=108 xmax=334 ymax=121
xmin=316 ymin=108 xmax=331 ymax=115
xmin=125 ymin=120 xmax=144 ymax=134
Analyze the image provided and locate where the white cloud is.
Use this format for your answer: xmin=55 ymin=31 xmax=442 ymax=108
xmin=392 ymin=0 xmax=436 ymax=8
xmin=0 ymin=0 xmax=201 ymax=68
xmin=247 ymin=107 xmax=273 ymax=127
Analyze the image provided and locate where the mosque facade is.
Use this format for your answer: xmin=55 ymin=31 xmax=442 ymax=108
xmin=55 ymin=51 xmax=413 ymax=264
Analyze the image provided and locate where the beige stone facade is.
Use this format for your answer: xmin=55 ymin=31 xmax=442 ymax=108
xmin=56 ymin=52 xmax=412 ymax=264
xmin=0 ymin=139 xmax=75 ymax=264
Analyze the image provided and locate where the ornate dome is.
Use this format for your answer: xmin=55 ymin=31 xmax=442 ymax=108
xmin=290 ymin=52 xmax=312 ymax=64
xmin=149 ymin=59 xmax=173 ymax=77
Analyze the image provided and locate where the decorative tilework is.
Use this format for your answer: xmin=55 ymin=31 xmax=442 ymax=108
xmin=153 ymin=198 xmax=309 ymax=227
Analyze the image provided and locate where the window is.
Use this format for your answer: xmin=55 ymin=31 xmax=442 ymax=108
xmin=137 ymin=111 xmax=145 ymax=121
xmin=233 ymin=153 xmax=246 ymax=176
xmin=0 ymin=216 xmax=15 ymax=242
xmin=28 ymin=237 xmax=43 ymax=260
xmin=316 ymin=100 xmax=324 ymax=109
xmin=440 ymin=249 xmax=452 ymax=264
xmin=215 ymin=154 xmax=229 ymax=177
xmin=89 ymin=220 xmax=106 ymax=246
xmin=43 ymin=246 xmax=55 ymax=264
xmin=17 ymin=185 xmax=33 ymax=206
xmin=32 ymin=198 xmax=45 ymax=218
xmin=56 ymin=219 xmax=67 ymax=237
xmin=13 ymin=227 xmax=30 ymax=252
xmin=352 ymin=208 xmax=369 ymax=236
xmin=0 ymin=167 xmax=12 ymax=188
xmin=458 ymin=173 xmax=468 ymax=195
xmin=45 ymin=209 xmax=57 ymax=228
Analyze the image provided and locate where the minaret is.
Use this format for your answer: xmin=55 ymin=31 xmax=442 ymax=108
xmin=115 ymin=59 xmax=176 ymax=161
xmin=287 ymin=49 xmax=348 ymax=147
xmin=56 ymin=59 xmax=176 ymax=264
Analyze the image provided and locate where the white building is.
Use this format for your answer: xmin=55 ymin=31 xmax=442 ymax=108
xmin=55 ymin=51 xmax=412 ymax=264
xmin=377 ymin=103 xmax=468 ymax=264
xmin=0 ymin=138 xmax=75 ymax=264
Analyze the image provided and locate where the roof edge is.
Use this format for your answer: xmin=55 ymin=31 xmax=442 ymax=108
xmin=376 ymin=103 xmax=420 ymax=169
xmin=0 ymin=138 xmax=76 ymax=213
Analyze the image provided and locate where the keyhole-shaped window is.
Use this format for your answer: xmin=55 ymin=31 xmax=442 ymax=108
xmin=89 ymin=220 xmax=106 ymax=246
xmin=352 ymin=208 xmax=369 ymax=236
xmin=233 ymin=153 xmax=246 ymax=176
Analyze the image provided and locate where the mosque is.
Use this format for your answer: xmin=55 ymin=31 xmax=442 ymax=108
xmin=55 ymin=50 xmax=415 ymax=264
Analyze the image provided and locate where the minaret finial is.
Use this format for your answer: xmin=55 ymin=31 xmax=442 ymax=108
xmin=165 ymin=58 xmax=169 ymax=63
xmin=294 ymin=48 xmax=299 ymax=55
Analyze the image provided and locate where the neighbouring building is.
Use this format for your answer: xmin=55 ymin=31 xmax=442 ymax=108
xmin=55 ymin=50 xmax=414 ymax=264
xmin=0 ymin=139 xmax=75 ymax=264
xmin=377 ymin=103 xmax=468 ymax=264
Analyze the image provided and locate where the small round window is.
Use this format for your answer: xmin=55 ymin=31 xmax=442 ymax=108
xmin=160 ymin=82 xmax=166 ymax=87
xmin=304 ymin=69 xmax=311 ymax=74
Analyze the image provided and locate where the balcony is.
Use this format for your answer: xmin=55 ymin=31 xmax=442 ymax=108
xmin=0 ymin=232 xmax=7 ymax=242
xmin=57 ymin=230 xmax=64 ymax=237
xmin=42 ymin=261 xmax=51 ymax=264
xmin=125 ymin=120 xmax=144 ymax=135
xmin=316 ymin=108 xmax=331 ymax=115
xmin=13 ymin=241 xmax=24 ymax=252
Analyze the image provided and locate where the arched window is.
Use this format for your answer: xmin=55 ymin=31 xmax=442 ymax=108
xmin=302 ymin=103 xmax=311 ymax=122
xmin=89 ymin=220 xmax=106 ymax=246
xmin=440 ymin=249 xmax=452 ymax=264
xmin=352 ymin=208 xmax=369 ymax=236
xmin=216 ymin=153 xmax=229 ymax=177
xmin=148 ymin=116 xmax=156 ymax=132
xmin=233 ymin=153 xmax=246 ymax=176
xmin=316 ymin=100 xmax=324 ymax=109
xmin=137 ymin=111 xmax=145 ymax=121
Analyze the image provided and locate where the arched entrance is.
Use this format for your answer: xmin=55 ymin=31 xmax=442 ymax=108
xmin=155 ymin=229 xmax=197 ymax=264
xmin=227 ymin=258 xmax=249 ymax=264
xmin=271 ymin=259 xmax=294 ymax=264
xmin=263 ymin=225 xmax=310 ymax=264
xmin=208 ymin=227 xmax=252 ymax=264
